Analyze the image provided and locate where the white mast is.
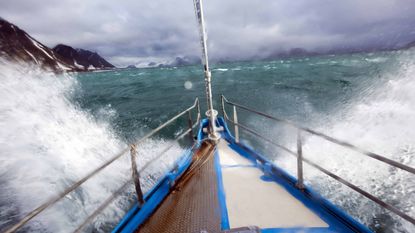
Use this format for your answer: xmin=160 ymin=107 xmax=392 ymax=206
xmin=193 ymin=0 xmax=219 ymax=140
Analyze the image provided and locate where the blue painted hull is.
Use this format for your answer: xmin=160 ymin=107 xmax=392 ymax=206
xmin=113 ymin=118 xmax=372 ymax=233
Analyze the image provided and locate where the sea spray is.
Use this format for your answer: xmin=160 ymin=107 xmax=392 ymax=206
xmin=3 ymin=48 xmax=412 ymax=232
xmin=0 ymin=60 xmax=184 ymax=232
xmin=272 ymin=50 xmax=415 ymax=233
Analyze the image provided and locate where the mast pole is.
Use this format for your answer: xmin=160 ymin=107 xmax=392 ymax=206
xmin=193 ymin=0 xmax=219 ymax=140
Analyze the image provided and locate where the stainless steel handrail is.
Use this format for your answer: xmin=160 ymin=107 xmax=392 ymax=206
xmin=4 ymin=98 xmax=201 ymax=233
xmin=75 ymin=121 xmax=201 ymax=233
xmin=221 ymin=95 xmax=415 ymax=226
xmin=222 ymin=95 xmax=415 ymax=175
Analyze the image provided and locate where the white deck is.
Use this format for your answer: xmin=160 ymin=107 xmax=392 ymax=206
xmin=217 ymin=140 xmax=329 ymax=229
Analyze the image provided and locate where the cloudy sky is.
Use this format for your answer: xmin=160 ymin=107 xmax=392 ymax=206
xmin=1 ymin=0 xmax=415 ymax=66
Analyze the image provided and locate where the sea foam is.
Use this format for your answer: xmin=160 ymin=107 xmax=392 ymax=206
xmin=272 ymin=50 xmax=415 ymax=232
xmin=0 ymin=60 xmax=184 ymax=232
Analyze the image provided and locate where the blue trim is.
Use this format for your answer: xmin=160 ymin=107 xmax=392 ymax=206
xmin=217 ymin=117 xmax=372 ymax=233
xmin=114 ymin=117 xmax=373 ymax=233
xmin=113 ymin=148 xmax=194 ymax=233
xmin=112 ymin=120 xmax=207 ymax=233
xmin=261 ymin=227 xmax=336 ymax=233
xmin=228 ymin=143 xmax=259 ymax=163
xmin=113 ymin=149 xmax=194 ymax=232
xmin=260 ymin=174 xmax=274 ymax=182
xmin=222 ymin=164 xmax=257 ymax=169
xmin=214 ymin=150 xmax=230 ymax=230
xmin=117 ymin=177 xmax=173 ymax=232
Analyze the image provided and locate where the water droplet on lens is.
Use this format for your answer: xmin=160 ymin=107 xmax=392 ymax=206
xmin=184 ymin=81 xmax=192 ymax=89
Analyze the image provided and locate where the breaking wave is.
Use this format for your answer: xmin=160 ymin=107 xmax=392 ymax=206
xmin=273 ymin=50 xmax=415 ymax=232
xmin=0 ymin=60 xmax=184 ymax=232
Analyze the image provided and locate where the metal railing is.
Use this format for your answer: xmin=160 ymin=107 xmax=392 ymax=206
xmin=221 ymin=95 xmax=415 ymax=226
xmin=4 ymin=98 xmax=201 ymax=233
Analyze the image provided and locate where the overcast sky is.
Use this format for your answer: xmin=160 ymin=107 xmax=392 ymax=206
xmin=1 ymin=0 xmax=415 ymax=66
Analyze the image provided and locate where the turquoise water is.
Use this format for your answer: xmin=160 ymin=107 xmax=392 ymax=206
xmin=74 ymin=52 xmax=395 ymax=141
xmin=73 ymin=49 xmax=415 ymax=232
xmin=1 ymin=49 xmax=414 ymax=232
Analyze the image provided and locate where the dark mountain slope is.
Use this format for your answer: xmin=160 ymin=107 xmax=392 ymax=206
xmin=0 ymin=18 xmax=114 ymax=72
xmin=53 ymin=44 xmax=114 ymax=70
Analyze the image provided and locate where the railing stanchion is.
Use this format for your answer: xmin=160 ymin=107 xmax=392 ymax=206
xmin=221 ymin=95 xmax=415 ymax=224
xmin=3 ymin=99 xmax=200 ymax=233
xmin=296 ymin=130 xmax=304 ymax=190
xmin=188 ymin=110 xmax=194 ymax=141
xmin=197 ymin=98 xmax=201 ymax=120
xmin=130 ymin=144 xmax=144 ymax=206
xmin=221 ymin=95 xmax=226 ymax=118
xmin=233 ymin=106 xmax=239 ymax=143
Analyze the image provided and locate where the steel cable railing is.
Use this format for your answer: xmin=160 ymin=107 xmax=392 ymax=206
xmin=221 ymin=95 xmax=415 ymax=226
xmin=74 ymin=124 xmax=202 ymax=233
xmin=4 ymin=98 xmax=201 ymax=233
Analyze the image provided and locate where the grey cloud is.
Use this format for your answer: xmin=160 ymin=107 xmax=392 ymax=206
xmin=1 ymin=0 xmax=414 ymax=66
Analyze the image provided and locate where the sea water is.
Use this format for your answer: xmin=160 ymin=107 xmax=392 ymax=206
xmin=1 ymin=48 xmax=414 ymax=232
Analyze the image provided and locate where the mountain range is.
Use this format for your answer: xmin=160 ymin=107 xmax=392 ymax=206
xmin=0 ymin=18 xmax=114 ymax=72
xmin=2 ymin=17 xmax=415 ymax=71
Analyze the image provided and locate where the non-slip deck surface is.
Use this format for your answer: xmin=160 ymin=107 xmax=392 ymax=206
xmin=137 ymin=142 xmax=221 ymax=233
xmin=217 ymin=140 xmax=329 ymax=229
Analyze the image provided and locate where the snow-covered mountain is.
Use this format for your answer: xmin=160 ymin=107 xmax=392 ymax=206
xmin=53 ymin=44 xmax=114 ymax=71
xmin=0 ymin=18 xmax=114 ymax=72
